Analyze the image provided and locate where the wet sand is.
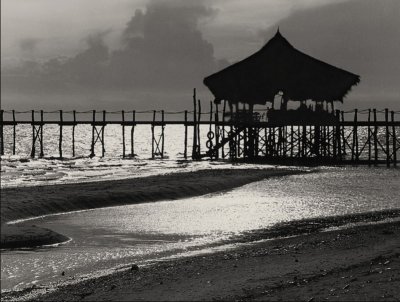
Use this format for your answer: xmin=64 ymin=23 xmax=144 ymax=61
xmin=3 ymin=219 xmax=399 ymax=301
xmin=1 ymin=167 xmax=399 ymax=301
xmin=1 ymin=168 xmax=302 ymax=248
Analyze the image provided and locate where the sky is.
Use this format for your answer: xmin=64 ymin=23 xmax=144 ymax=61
xmin=1 ymin=0 xmax=399 ymax=110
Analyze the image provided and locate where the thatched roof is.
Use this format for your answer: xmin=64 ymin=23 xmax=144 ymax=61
xmin=204 ymin=30 xmax=360 ymax=105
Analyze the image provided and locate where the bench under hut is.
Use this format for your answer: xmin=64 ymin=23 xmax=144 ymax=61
xmin=203 ymin=30 xmax=360 ymax=124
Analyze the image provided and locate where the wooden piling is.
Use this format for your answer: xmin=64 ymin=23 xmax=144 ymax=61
xmin=197 ymin=99 xmax=201 ymax=156
xmin=207 ymin=101 xmax=214 ymax=158
xmin=122 ymin=110 xmax=126 ymax=158
xmin=368 ymin=109 xmax=372 ymax=165
xmin=39 ymin=110 xmax=44 ymax=158
xmin=151 ymin=110 xmax=155 ymax=159
xmin=341 ymin=111 xmax=346 ymax=156
xmin=131 ymin=110 xmax=135 ymax=157
xmin=335 ymin=110 xmax=341 ymax=161
xmin=192 ymin=89 xmax=198 ymax=159
xmin=352 ymin=109 xmax=358 ymax=162
xmin=222 ymin=100 xmax=226 ymax=159
xmin=314 ymin=125 xmax=320 ymax=158
xmin=90 ymin=110 xmax=96 ymax=158
xmin=385 ymin=108 xmax=390 ymax=167
xmin=102 ymin=110 xmax=106 ymax=157
xmin=302 ymin=125 xmax=306 ymax=157
xmin=31 ymin=110 xmax=35 ymax=158
xmin=290 ymin=125 xmax=294 ymax=157
xmin=0 ymin=109 xmax=4 ymax=156
xmin=72 ymin=110 xmax=76 ymax=157
xmin=161 ymin=110 xmax=165 ymax=158
xmin=215 ymin=103 xmax=220 ymax=159
xmin=59 ymin=110 xmax=63 ymax=158
xmin=373 ymin=109 xmax=378 ymax=165
xmin=392 ymin=111 xmax=397 ymax=166
xmin=12 ymin=110 xmax=16 ymax=155
xmin=184 ymin=110 xmax=188 ymax=159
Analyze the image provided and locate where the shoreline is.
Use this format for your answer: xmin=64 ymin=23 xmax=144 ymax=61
xmin=3 ymin=218 xmax=399 ymax=301
xmin=1 ymin=168 xmax=305 ymax=248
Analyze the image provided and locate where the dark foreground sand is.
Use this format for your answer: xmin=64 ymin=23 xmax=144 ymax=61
xmin=1 ymin=168 xmax=302 ymax=248
xmin=3 ymin=217 xmax=399 ymax=301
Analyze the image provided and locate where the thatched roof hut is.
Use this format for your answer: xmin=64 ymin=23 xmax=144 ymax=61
xmin=203 ymin=30 xmax=360 ymax=106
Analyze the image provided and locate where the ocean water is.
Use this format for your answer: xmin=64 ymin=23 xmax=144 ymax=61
xmin=1 ymin=123 xmax=398 ymax=188
xmin=1 ymin=166 xmax=400 ymax=292
xmin=1 ymin=124 xmax=267 ymax=188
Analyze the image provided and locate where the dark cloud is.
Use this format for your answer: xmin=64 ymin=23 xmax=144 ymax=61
xmin=109 ymin=0 xmax=219 ymax=89
xmin=19 ymin=38 xmax=41 ymax=54
xmin=4 ymin=0 xmax=222 ymax=94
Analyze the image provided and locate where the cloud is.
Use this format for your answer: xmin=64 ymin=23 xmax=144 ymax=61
xmin=109 ymin=0 xmax=219 ymax=89
xmin=19 ymin=38 xmax=41 ymax=54
xmin=4 ymin=0 xmax=222 ymax=93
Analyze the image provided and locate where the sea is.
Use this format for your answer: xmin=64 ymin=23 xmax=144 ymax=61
xmin=1 ymin=124 xmax=399 ymax=292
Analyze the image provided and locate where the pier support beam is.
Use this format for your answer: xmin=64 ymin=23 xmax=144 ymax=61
xmin=0 ymin=110 xmax=4 ymax=156
xmin=59 ymin=110 xmax=63 ymax=158
xmin=12 ymin=110 xmax=16 ymax=155
xmin=90 ymin=110 xmax=106 ymax=158
xmin=30 ymin=110 xmax=44 ymax=158
xmin=151 ymin=110 xmax=165 ymax=159
xmin=72 ymin=111 xmax=76 ymax=157
xmin=131 ymin=110 xmax=136 ymax=157
xmin=392 ymin=111 xmax=397 ymax=166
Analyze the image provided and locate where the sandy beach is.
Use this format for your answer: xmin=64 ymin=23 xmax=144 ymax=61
xmin=1 ymin=168 xmax=303 ymax=248
xmin=2 ymin=216 xmax=399 ymax=301
xmin=1 ymin=167 xmax=399 ymax=301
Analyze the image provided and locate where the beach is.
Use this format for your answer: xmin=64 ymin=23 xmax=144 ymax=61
xmin=1 ymin=166 xmax=399 ymax=301
xmin=2 ymin=217 xmax=399 ymax=301
xmin=1 ymin=168 xmax=303 ymax=248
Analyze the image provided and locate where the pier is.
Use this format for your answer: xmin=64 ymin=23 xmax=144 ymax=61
xmin=0 ymin=96 xmax=399 ymax=167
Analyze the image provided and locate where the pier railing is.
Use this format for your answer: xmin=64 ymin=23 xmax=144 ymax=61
xmin=0 ymin=104 xmax=399 ymax=166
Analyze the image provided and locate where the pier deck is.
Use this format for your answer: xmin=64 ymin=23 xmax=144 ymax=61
xmin=0 ymin=107 xmax=399 ymax=166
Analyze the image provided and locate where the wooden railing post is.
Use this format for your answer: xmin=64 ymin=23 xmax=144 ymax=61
xmin=151 ymin=110 xmax=156 ymax=159
xmin=184 ymin=110 xmax=188 ymax=159
xmin=215 ymin=103 xmax=219 ymax=159
xmin=59 ymin=110 xmax=63 ymax=158
xmin=385 ymin=108 xmax=390 ymax=167
xmin=192 ymin=88 xmax=198 ymax=159
xmin=12 ymin=110 xmax=16 ymax=155
xmin=30 ymin=110 xmax=35 ymax=158
xmin=122 ymin=110 xmax=126 ymax=158
xmin=90 ymin=110 xmax=96 ymax=158
xmin=373 ymin=109 xmax=378 ymax=165
xmin=392 ymin=111 xmax=397 ymax=166
xmin=72 ymin=110 xmax=76 ymax=157
xmin=131 ymin=110 xmax=135 ymax=157
xmin=368 ymin=109 xmax=372 ymax=165
xmin=0 ymin=109 xmax=4 ymax=156
xmin=101 ymin=110 xmax=106 ymax=157
xmin=39 ymin=110 xmax=44 ymax=158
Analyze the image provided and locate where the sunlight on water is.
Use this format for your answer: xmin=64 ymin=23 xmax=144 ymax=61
xmin=1 ymin=125 xmax=275 ymax=188
xmin=1 ymin=124 xmax=398 ymax=188
xmin=1 ymin=167 xmax=399 ymax=291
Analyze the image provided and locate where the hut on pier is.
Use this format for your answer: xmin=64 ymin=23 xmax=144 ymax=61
xmin=203 ymin=30 xmax=360 ymax=124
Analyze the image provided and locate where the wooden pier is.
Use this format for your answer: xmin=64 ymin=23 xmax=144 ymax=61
xmin=0 ymin=98 xmax=399 ymax=166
